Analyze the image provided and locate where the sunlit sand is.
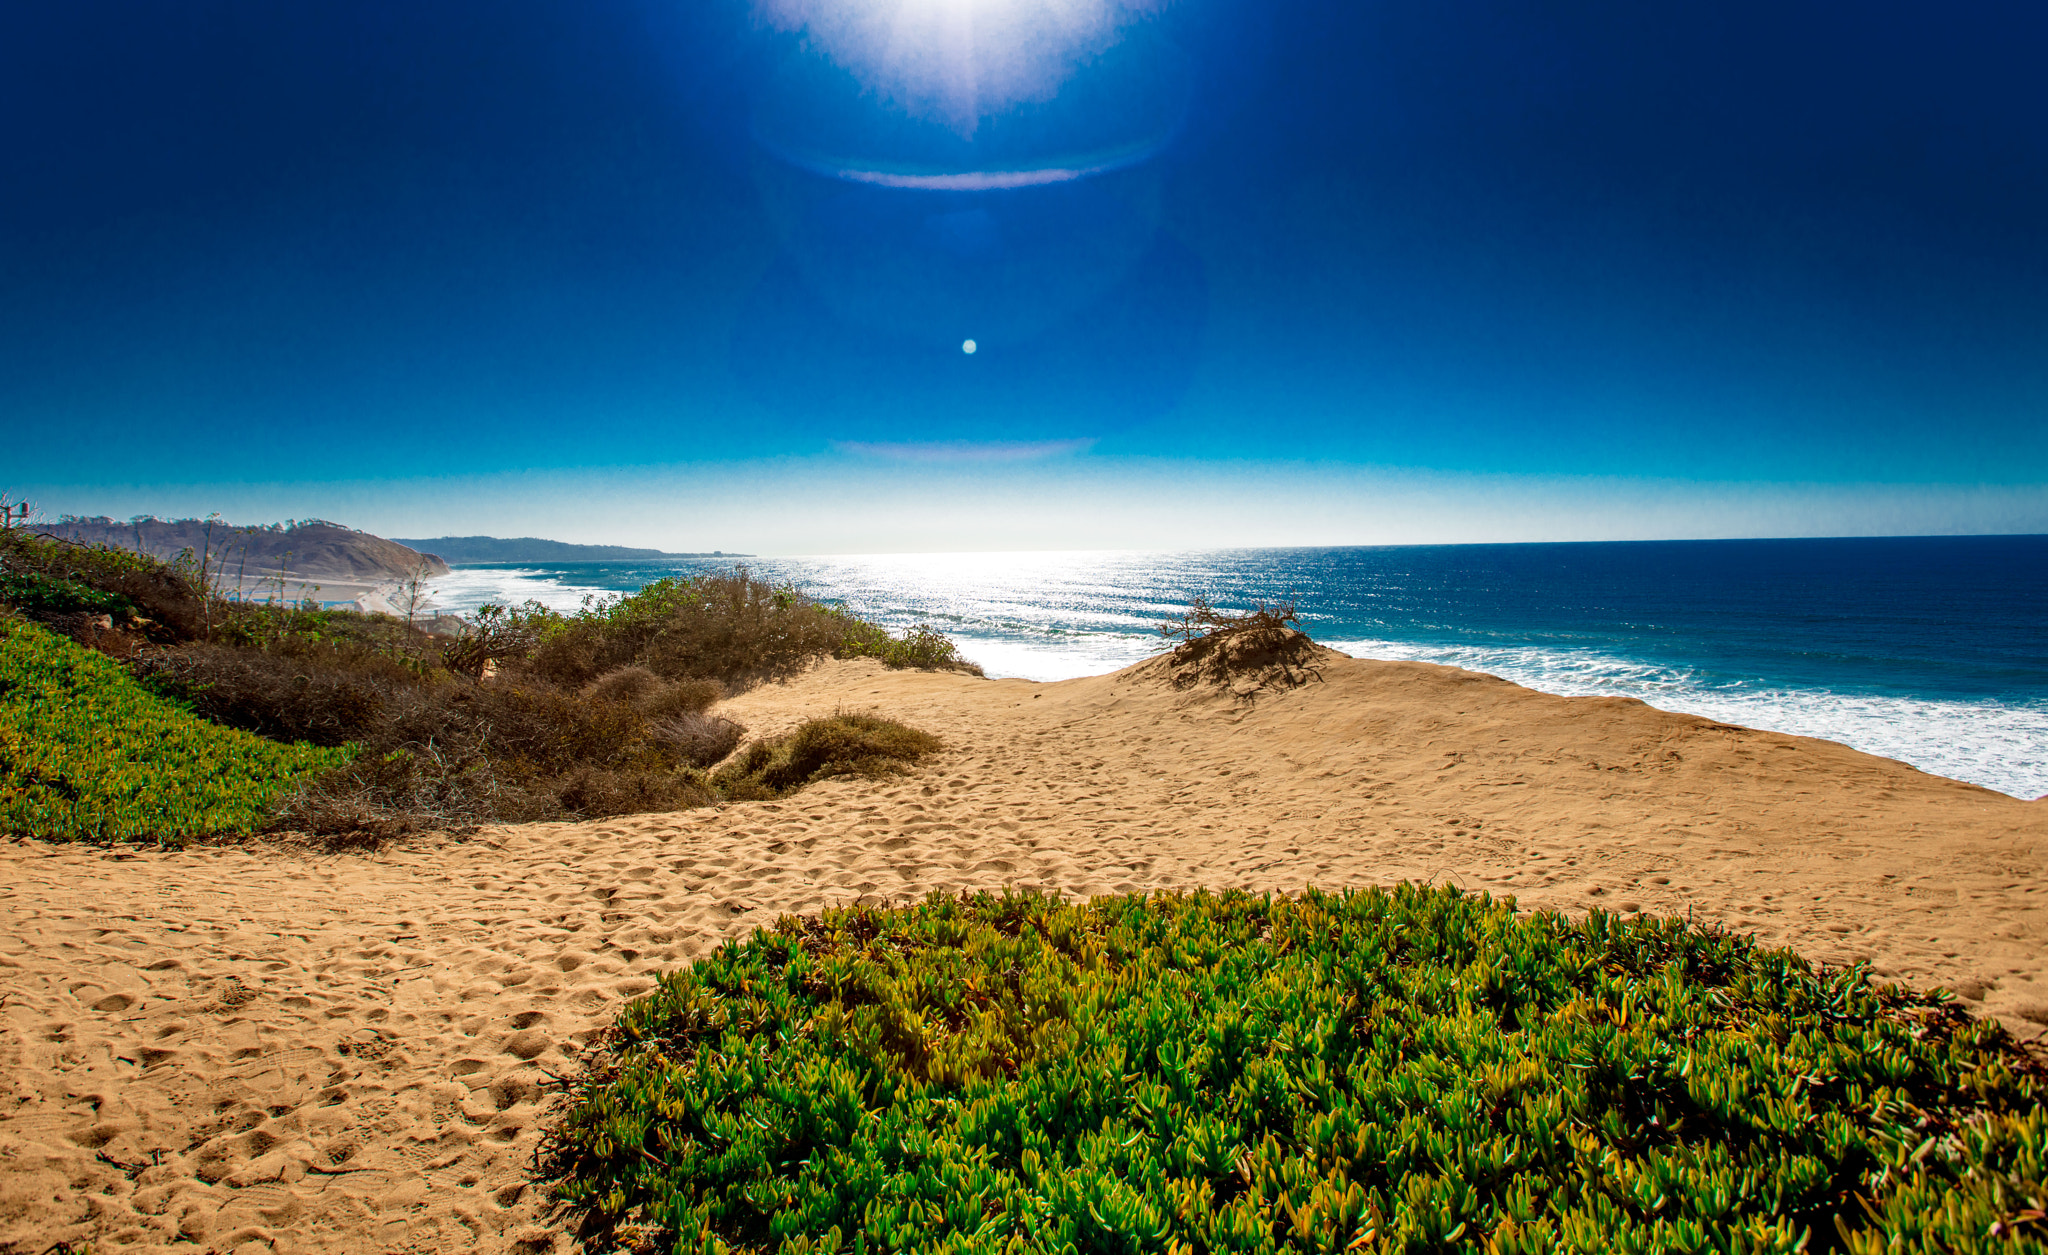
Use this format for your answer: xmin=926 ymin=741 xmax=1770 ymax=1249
xmin=3 ymin=649 xmax=2043 ymax=1251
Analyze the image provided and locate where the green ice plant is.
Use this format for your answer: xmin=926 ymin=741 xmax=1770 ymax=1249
xmin=0 ymin=616 xmax=352 ymax=843
xmin=550 ymin=886 xmax=2048 ymax=1255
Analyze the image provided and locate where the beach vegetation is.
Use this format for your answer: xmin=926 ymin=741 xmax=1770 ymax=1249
xmin=0 ymin=522 xmax=212 ymax=641
xmin=1151 ymin=596 xmax=1324 ymax=694
xmin=0 ymin=616 xmax=350 ymax=843
xmin=547 ymin=885 xmax=2048 ymax=1255
xmin=441 ymin=599 xmax=552 ymax=680
xmin=520 ymin=569 xmax=983 ymax=689
xmin=0 ymin=523 xmax=962 ymax=841
xmin=711 ymin=714 xmax=944 ymax=801
xmin=1158 ymin=594 xmax=1303 ymax=644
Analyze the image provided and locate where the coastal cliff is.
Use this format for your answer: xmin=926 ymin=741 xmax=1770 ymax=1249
xmin=32 ymin=516 xmax=449 ymax=583
xmin=389 ymin=534 xmax=741 ymax=563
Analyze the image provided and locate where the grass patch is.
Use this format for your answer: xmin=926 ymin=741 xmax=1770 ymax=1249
xmin=711 ymin=714 xmax=943 ymax=801
xmin=0 ymin=617 xmax=350 ymax=843
xmin=548 ymin=886 xmax=2047 ymax=1255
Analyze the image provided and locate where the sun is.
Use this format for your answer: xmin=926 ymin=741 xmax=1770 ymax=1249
xmin=756 ymin=0 xmax=1169 ymax=135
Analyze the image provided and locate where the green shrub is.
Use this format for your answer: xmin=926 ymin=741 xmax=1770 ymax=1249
xmin=548 ymin=886 xmax=2048 ymax=1255
xmin=710 ymin=714 xmax=942 ymax=801
xmin=521 ymin=569 xmax=982 ymax=689
xmin=833 ymin=617 xmax=982 ymax=673
xmin=0 ymin=570 xmax=139 ymax=619
xmin=0 ymin=618 xmax=350 ymax=843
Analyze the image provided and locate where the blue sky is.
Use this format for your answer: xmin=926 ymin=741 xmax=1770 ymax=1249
xmin=4 ymin=0 xmax=2045 ymax=550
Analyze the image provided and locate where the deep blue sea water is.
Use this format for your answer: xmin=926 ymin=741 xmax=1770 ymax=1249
xmin=422 ymin=537 xmax=2048 ymax=799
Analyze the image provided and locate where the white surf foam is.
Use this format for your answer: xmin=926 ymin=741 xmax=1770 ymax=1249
xmin=1324 ymin=637 xmax=2048 ymax=801
xmin=422 ymin=567 xmax=620 ymax=614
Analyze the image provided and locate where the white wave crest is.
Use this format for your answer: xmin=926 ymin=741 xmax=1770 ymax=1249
xmin=422 ymin=568 xmax=619 ymax=614
xmin=1324 ymin=638 xmax=2048 ymax=801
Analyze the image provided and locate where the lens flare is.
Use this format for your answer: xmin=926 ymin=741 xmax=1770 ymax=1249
xmin=756 ymin=0 xmax=1169 ymax=136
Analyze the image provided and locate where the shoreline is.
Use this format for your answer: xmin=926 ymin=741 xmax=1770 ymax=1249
xmin=2 ymin=648 xmax=2043 ymax=1251
xmin=412 ymin=550 xmax=2048 ymax=801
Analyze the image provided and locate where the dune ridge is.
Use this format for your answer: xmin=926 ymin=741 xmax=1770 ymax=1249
xmin=2 ymin=648 xmax=2043 ymax=1253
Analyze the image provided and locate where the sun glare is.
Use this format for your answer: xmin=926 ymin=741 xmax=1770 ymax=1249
xmin=757 ymin=0 xmax=1168 ymax=135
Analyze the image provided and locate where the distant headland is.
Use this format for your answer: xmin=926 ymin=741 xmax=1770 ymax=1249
xmin=389 ymin=536 xmax=746 ymax=564
xmin=33 ymin=516 xmax=447 ymax=586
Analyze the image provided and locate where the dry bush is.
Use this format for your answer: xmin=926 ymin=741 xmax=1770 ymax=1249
xmin=440 ymin=602 xmax=548 ymax=681
xmin=1151 ymin=596 xmax=1325 ymax=695
xmin=273 ymin=747 xmax=566 ymax=842
xmin=554 ymin=767 xmax=716 ymax=819
xmin=36 ymin=610 xmax=145 ymax=659
xmin=1158 ymin=594 xmax=1302 ymax=643
xmin=136 ymin=639 xmax=699 ymax=839
xmin=584 ymin=664 xmax=665 ymax=705
xmin=434 ymin=685 xmax=662 ymax=776
xmin=134 ymin=643 xmax=414 ymax=746
xmin=635 ymin=678 xmax=723 ymax=720
xmin=712 ymin=713 xmax=941 ymax=800
xmin=140 ymin=644 xmax=669 ymax=771
xmin=526 ymin=622 xmax=642 ymax=689
xmin=649 ymin=712 xmax=747 ymax=769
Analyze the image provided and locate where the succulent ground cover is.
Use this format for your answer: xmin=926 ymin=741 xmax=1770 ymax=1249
xmin=0 ymin=617 xmax=350 ymax=842
xmin=549 ymin=886 xmax=2048 ymax=1255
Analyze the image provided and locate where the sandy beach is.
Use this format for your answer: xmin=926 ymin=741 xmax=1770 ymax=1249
xmin=3 ymin=646 xmax=2043 ymax=1254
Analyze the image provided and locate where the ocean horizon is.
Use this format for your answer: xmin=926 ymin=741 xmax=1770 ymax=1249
xmin=413 ymin=535 xmax=2048 ymax=802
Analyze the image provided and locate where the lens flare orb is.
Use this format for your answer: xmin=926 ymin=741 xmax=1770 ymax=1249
xmin=755 ymin=0 xmax=1171 ymax=136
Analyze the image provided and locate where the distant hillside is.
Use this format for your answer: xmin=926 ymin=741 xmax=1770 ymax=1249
xmin=389 ymin=536 xmax=744 ymax=564
xmin=34 ymin=517 xmax=449 ymax=582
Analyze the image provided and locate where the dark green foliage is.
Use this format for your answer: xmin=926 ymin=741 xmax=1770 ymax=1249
xmin=549 ymin=887 xmax=2048 ymax=1255
xmin=206 ymin=595 xmax=442 ymax=667
xmin=835 ymin=620 xmax=982 ymax=673
xmin=710 ymin=714 xmax=943 ymax=800
xmin=0 ymin=570 xmax=138 ymax=619
xmin=0 ymin=617 xmax=349 ymax=843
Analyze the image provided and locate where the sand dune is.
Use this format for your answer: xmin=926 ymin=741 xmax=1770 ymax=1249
xmin=3 ymin=648 xmax=2043 ymax=1253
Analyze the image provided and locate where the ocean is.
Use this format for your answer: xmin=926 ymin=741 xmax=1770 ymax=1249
xmin=421 ymin=536 xmax=2048 ymax=801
